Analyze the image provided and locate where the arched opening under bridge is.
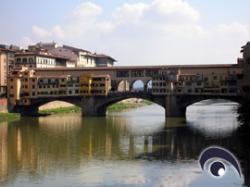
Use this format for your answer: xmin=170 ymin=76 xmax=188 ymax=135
xmin=117 ymin=80 xmax=130 ymax=92
xmin=130 ymin=80 xmax=145 ymax=92
xmin=146 ymin=80 xmax=152 ymax=92
xmin=38 ymin=100 xmax=81 ymax=115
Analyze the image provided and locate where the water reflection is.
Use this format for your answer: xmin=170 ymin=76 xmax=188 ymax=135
xmin=0 ymin=103 xmax=248 ymax=187
xmin=186 ymin=99 xmax=240 ymax=138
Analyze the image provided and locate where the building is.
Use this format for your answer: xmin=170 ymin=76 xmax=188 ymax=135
xmin=14 ymin=51 xmax=57 ymax=69
xmin=87 ymin=53 xmax=116 ymax=67
xmin=80 ymin=74 xmax=111 ymax=96
xmin=8 ymin=68 xmax=111 ymax=106
xmin=0 ymin=46 xmax=17 ymax=96
xmin=239 ymin=41 xmax=250 ymax=93
xmin=152 ymin=66 xmax=242 ymax=95
xmin=15 ymin=49 xmax=77 ymax=69
xmin=28 ymin=42 xmax=116 ymax=68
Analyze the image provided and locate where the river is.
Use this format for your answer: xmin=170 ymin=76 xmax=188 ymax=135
xmin=0 ymin=100 xmax=250 ymax=187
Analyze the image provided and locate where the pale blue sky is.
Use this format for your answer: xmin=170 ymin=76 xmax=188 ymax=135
xmin=1 ymin=0 xmax=250 ymax=65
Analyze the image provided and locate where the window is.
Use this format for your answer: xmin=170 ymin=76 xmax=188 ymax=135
xmin=117 ymin=71 xmax=129 ymax=78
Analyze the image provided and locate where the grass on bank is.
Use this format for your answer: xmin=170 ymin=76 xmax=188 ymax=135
xmin=39 ymin=106 xmax=81 ymax=115
xmin=0 ymin=113 xmax=20 ymax=123
xmin=107 ymin=100 xmax=152 ymax=112
xmin=40 ymin=100 xmax=153 ymax=114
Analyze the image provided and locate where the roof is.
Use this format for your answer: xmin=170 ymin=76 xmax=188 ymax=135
xmin=0 ymin=47 xmax=16 ymax=53
xmin=85 ymin=53 xmax=116 ymax=62
xmin=15 ymin=52 xmax=70 ymax=61
xmin=35 ymin=64 xmax=240 ymax=72
xmin=63 ymin=45 xmax=90 ymax=53
xmin=46 ymin=47 xmax=78 ymax=62
xmin=91 ymin=74 xmax=111 ymax=78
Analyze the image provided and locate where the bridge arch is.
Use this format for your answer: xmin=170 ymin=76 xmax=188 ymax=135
xmin=81 ymin=92 xmax=166 ymax=117
xmin=13 ymin=96 xmax=83 ymax=116
xmin=146 ymin=80 xmax=152 ymax=91
xmin=166 ymin=95 xmax=243 ymax=118
xmin=130 ymin=79 xmax=146 ymax=91
xmin=98 ymin=97 xmax=164 ymax=116
xmin=177 ymin=95 xmax=242 ymax=110
xmin=38 ymin=100 xmax=79 ymax=112
xmin=117 ymin=80 xmax=130 ymax=92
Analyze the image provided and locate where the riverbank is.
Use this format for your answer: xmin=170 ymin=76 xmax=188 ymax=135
xmin=40 ymin=106 xmax=81 ymax=115
xmin=0 ymin=100 xmax=153 ymax=123
xmin=0 ymin=113 xmax=20 ymax=123
xmin=40 ymin=100 xmax=153 ymax=114
xmin=108 ymin=100 xmax=152 ymax=112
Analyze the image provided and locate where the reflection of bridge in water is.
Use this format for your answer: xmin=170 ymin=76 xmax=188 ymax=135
xmin=0 ymin=113 xmax=249 ymax=185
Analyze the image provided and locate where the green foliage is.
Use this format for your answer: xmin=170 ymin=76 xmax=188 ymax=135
xmin=0 ymin=113 xmax=20 ymax=123
xmin=108 ymin=100 xmax=152 ymax=112
xmin=39 ymin=106 xmax=81 ymax=115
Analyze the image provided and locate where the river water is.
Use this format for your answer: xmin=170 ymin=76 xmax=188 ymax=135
xmin=0 ymin=100 xmax=250 ymax=187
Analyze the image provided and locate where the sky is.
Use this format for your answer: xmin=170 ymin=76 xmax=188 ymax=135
xmin=1 ymin=0 xmax=250 ymax=66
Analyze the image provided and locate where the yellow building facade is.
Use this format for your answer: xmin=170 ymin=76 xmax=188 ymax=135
xmin=152 ymin=66 xmax=242 ymax=95
xmin=8 ymin=68 xmax=111 ymax=106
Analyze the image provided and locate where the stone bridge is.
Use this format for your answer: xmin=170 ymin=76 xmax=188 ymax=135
xmin=8 ymin=64 xmax=246 ymax=117
xmin=10 ymin=91 xmax=243 ymax=117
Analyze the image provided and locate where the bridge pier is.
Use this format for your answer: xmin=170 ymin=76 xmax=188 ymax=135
xmin=19 ymin=106 xmax=39 ymax=117
xmin=81 ymin=97 xmax=106 ymax=117
xmin=165 ymin=95 xmax=186 ymax=118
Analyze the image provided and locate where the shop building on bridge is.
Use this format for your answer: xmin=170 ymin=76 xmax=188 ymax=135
xmin=8 ymin=68 xmax=111 ymax=106
xmin=7 ymin=63 xmax=243 ymax=107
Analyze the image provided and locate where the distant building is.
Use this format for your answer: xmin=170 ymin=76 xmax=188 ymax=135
xmin=0 ymin=45 xmax=17 ymax=96
xmin=28 ymin=42 xmax=116 ymax=68
xmin=14 ymin=51 xmax=75 ymax=68
xmin=15 ymin=51 xmax=57 ymax=69
xmin=239 ymin=41 xmax=250 ymax=93
xmin=91 ymin=53 xmax=116 ymax=67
